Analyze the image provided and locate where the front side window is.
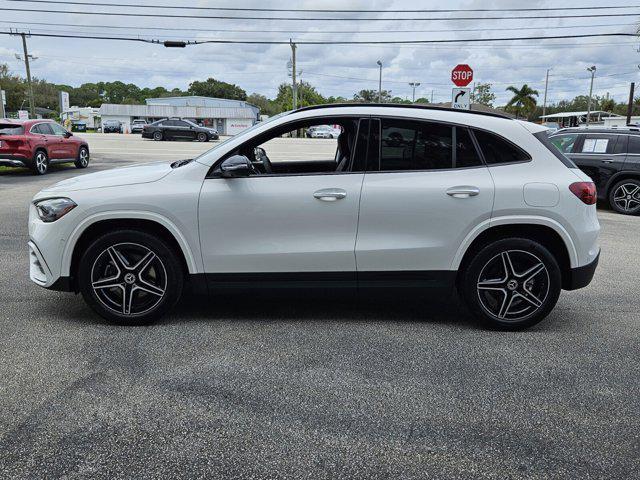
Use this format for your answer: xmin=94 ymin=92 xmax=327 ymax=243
xmin=380 ymin=119 xmax=452 ymax=171
xmin=628 ymin=135 xmax=640 ymax=154
xmin=49 ymin=123 xmax=68 ymax=136
xmin=216 ymin=116 xmax=363 ymax=176
xmin=550 ymin=134 xmax=578 ymax=153
xmin=473 ymin=129 xmax=530 ymax=165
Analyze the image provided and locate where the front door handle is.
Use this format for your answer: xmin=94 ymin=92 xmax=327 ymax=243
xmin=602 ymin=159 xmax=613 ymax=164
xmin=314 ymin=188 xmax=347 ymax=201
xmin=446 ymin=186 xmax=480 ymax=198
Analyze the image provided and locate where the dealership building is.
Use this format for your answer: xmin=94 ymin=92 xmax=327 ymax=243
xmin=98 ymin=96 xmax=260 ymax=135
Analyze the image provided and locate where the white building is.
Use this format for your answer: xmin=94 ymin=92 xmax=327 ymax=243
xmin=99 ymin=96 xmax=260 ymax=134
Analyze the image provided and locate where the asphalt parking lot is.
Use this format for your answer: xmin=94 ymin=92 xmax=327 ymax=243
xmin=0 ymin=134 xmax=639 ymax=479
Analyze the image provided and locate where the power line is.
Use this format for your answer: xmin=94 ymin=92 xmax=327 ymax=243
xmin=0 ymin=19 xmax=636 ymax=35
xmin=0 ymin=30 xmax=635 ymax=45
xmin=6 ymin=0 xmax=640 ymax=13
xmin=2 ymin=7 xmax=640 ymax=21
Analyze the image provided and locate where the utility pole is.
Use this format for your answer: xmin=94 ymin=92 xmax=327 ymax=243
xmin=0 ymin=86 xmax=5 ymax=119
xmin=431 ymin=90 xmax=434 ymax=103
xmin=626 ymin=82 xmax=635 ymax=125
xmin=542 ymin=68 xmax=550 ymax=119
xmin=20 ymin=33 xmax=35 ymax=118
xmin=409 ymin=82 xmax=421 ymax=102
xmin=377 ymin=60 xmax=382 ymax=102
xmin=290 ymin=40 xmax=297 ymax=110
xmin=586 ymin=65 xmax=596 ymax=126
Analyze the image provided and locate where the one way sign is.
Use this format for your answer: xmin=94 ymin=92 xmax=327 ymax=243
xmin=451 ymin=87 xmax=471 ymax=110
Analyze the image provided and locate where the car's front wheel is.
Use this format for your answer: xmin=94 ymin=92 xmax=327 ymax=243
xmin=75 ymin=146 xmax=89 ymax=169
xmin=78 ymin=230 xmax=184 ymax=324
xmin=197 ymin=132 xmax=208 ymax=142
xmin=609 ymin=179 xmax=640 ymax=215
xmin=153 ymin=131 xmax=163 ymax=141
xmin=460 ymin=238 xmax=561 ymax=330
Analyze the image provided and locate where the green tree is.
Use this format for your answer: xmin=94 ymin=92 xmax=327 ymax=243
xmin=505 ymin=84 xmax=539 ymax=119
xmin=0 ymin=63 xmax=27 ymax=112
xmin=415 ymin=97 xmax=431 ymax=104
xmin=247 ymin=92 xmax=279 ymax=116
xmin=274 ymin=81 xmax=326 ymax=110
xmin=472 ymin=83 xmax=496 ymax=107
xmin=353 ymin=89 xmax=392 ymax=103
xmin=188 ymin=77 xmax=246 ymax=100
xmin=600 ymin=98 xmax=616 ymax=112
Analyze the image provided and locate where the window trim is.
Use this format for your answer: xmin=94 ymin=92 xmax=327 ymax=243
xmin=206 ymin=114 xmax=367 ymax=179
xmin=369 ymin=116 xmax=486 ymax=173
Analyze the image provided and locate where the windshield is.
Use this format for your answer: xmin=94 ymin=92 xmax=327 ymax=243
xmin=0 ymin=125 xmax=24 ymax=135
xmin=194 ymin=111 xmax=291 ymax=162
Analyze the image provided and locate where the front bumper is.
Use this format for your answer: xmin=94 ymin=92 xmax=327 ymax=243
xmin=564 ymin=251 xmax=600 ymax=290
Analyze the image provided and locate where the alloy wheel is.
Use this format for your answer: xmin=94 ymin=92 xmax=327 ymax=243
xmin=35 ymin=152 xmax=48 ymax=174
xmin=79 ymin=148 xmax=89 ymax=167
xmin=90 ymin=242 xmax=167 ymax=316
xmin=476 ymin=250 xmax=550 ymax=322
xmin=612 ymin=183 xmax=640 ymax=213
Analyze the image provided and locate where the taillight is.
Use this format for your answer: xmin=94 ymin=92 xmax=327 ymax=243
xmin=569 ymin=182 xmax=597 ymax=205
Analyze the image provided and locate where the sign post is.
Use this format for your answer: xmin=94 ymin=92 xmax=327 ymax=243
xmin=451 ymin=64 xmax=473 ymax=110
xmin=0 ymin=89 xmax=5 ymax=118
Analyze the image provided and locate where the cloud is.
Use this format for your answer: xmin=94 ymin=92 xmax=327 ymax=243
xmin=0 ymin=0 xmax=637 ymax=104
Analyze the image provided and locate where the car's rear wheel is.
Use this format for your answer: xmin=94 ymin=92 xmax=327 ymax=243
xmin=78 ymin=230 xmax=183 ymax=324
xmin=31 ymin=150 xmax=49 ymax=175
xmin=609 ymin=179 xmax=640 ymax=215
xmin=197 ymin=132 xmax=208 ymax=142
xmin=153 ymin=131 xmax=163 ymax=141
xmin=460 ymin=238 xmax=561 ymax=330
xmin=75 ymin=146 xmax=89 ymax=169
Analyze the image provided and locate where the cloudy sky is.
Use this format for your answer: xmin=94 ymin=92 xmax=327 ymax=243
xmin=0 ymin=0 xmax=638 ymax=105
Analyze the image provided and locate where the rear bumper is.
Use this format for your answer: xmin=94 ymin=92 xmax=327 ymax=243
xmin=0 ymin=154 xmax=28 ymax=167
xmin=564 ymin=251 xmax=599 ymax=290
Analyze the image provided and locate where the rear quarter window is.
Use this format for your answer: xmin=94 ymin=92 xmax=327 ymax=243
xmin=473 ymin=129 xmax=531 ymax=165
xmin=537 ymin=131 xmax=577 ymax=168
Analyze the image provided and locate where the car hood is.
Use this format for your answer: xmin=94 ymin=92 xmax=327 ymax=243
xmin=41 ymin=161 xmax=173 ymax=192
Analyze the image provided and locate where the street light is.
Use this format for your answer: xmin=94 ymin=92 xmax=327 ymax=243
xmin=409 ymin=82 xmax=421 ymax=102
xmin=377 ymin=60 xmax=383 ymax=103
xmin=586 ymin=65 xmax=596 ymax=126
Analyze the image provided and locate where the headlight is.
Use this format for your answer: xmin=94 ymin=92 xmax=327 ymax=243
xmin=34 ymin=198 xmax=77 ymax=222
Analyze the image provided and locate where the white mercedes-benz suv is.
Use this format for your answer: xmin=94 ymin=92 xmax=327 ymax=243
xmin=28 ymin=105 xmax=600 ymax=329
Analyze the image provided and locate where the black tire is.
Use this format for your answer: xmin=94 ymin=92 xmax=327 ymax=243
xmin=77 ymin=229 xmax=184 ymax=324
xmin=153 ymin=131 xmax=163 ymax=141
xmin=197 ymin=132 xmax=208 ymax=142
xmin=460 ymin=238 xmax=562 ymax=330
xmin=74 ymin=146 xmax=90 ymax=169
xmin=608 ymin=179 xmax=640 ymax=215
xmin=30 ymin=149 xmax=49 ymax=175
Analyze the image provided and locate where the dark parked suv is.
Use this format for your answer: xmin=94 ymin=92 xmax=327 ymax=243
xmin=141 ymin=118 xmax=219 ymax=142
xmin=550 ymin=128 xmax=640 ymax=215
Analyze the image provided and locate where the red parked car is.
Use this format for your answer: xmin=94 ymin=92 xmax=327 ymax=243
xmin=0 ymin=119 xmax=90 ymax=175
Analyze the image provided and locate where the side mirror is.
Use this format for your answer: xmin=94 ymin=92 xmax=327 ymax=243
xmin=64 ymin=131 xmax=72 ymax=138
xmin=219 ymin=155 xmax=251 ymax=178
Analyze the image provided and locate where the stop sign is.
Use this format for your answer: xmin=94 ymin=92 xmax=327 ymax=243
xmin=451 ymin=64 xmax=473 ymax=87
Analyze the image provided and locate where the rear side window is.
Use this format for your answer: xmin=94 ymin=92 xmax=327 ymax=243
xmin=580 ymin=134 xmax=617 ymax=154
xmin=380 ymin=119 xmax=452 ymax=171
xmin=32 ymin=123 xmax=54 ymax=135
xmin=627 ymin=135 xmax=640 ymax=154
xmin=535 ymin=131 xmax=577 ymax=168
xmin=473 ymin=129 xmax=530 ymax=165
xmin=455 ymin=127 xmax=483 ymax=168
xmin=0 ymin=125 xmax=24 ymax=135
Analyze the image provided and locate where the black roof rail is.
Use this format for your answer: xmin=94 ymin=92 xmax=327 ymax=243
xmin=294 ymin=103 xmax=513 ymax=120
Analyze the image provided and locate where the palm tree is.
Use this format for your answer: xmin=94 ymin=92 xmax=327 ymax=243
xmin=505 ymin=84 xmax=539 ymax=119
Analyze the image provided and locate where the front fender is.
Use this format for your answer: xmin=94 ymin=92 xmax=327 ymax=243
xmin=60 ymin=210 xmax=200 ymax=277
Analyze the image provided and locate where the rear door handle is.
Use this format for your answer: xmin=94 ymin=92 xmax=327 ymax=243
xmin=446 ymin=186 xmax=480 ymax=198
xmin=313 ymin=188 xmax=347 ymax=201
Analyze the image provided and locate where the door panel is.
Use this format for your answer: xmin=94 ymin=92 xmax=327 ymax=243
xmin=568 ymin=134 xmax=624 ymax=193
xmin=198 ymin=174 xmax=364 ymax=273
xmin=356 ymin=168 xmax=494 ymax=271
